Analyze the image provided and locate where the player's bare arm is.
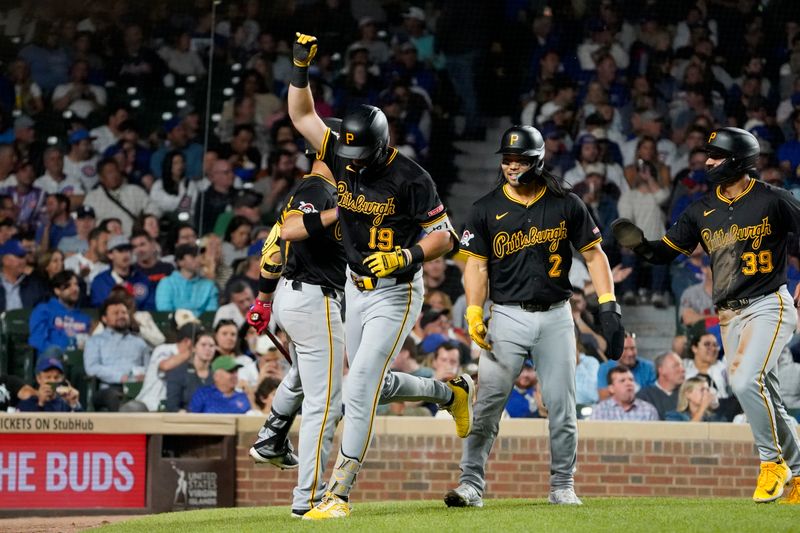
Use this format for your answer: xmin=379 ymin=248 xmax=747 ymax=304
xmin=287 ymin=32 xmax=327 ymax=151
xmin=463 ymin=255 xmax=490 ymax=350
xmin=281 ymin=208 xmax=338 ymax=242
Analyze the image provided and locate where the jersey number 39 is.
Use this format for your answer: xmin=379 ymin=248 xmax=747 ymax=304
xmin=741 ymin=250 xmax=773 ymax=275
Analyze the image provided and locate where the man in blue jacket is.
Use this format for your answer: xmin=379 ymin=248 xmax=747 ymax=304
xmin=0 ymin=239 xmax=48 ymax=311
xmin=155 ymin=244 xmax=219 ymax=315
xmin=28 ymin=271 xmax=91 ymax=355
xmin=90 ymin=234 xmax=154 ymax=310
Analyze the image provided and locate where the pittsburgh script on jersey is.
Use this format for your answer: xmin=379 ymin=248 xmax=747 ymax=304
xmin=700 ymin=217 xmax=772 ymax=253
xmin=337 ymin=182 xmax=396 ymax=225
xmin=493 ymin=221 xmax=568 ymax=258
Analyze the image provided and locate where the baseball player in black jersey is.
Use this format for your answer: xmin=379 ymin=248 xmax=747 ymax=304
xmin=447 ymin=125 xmax=624 ymax=508
xmin=246 ymin=149 xmax=346 ymax=518
xmin=287 ymin=33 xmax=474 ymax=520
xmin=613 ymin=127 xmax=800 ymax=504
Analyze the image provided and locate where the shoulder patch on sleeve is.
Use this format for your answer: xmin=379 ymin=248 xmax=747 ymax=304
xmin=460 ymin=229 xmax=475 ymax=247
xmin=298 ymin=201 xmax=318 ymax=214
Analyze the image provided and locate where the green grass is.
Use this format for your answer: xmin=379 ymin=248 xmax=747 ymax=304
xmin=95 ymin=498 xmax=800 ymax=533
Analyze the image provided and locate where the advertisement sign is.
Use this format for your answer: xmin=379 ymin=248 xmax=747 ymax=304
xmin=0 ymin=434 xmax=146 ymax=509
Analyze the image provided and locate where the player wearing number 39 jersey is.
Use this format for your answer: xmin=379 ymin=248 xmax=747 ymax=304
xmin=445 ymin=125 xmax=624 ymax=509
xmin=613 ymin=127 xmax=800 ymax=504
xmin=287 ymin=32 xmax=475 ymax=521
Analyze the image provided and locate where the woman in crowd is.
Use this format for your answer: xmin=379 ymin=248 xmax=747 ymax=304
xmin=150 ymin=150 xmax=199 ymax=220
xmin=665 ymin=376 xmax=718 ymax=422
xmin=222 ymin=215 xmax=253 ymax=265
xmin=165 ymin=330 xmax=217 ymax=412
xmin=214 ymin=318 xmax=240 ymax=358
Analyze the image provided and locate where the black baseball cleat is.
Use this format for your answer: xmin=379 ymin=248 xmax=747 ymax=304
xmin=291 ymin=508 xmax=309 ymax=518
xmin=249 ymin=440 xmax=299 ymax=470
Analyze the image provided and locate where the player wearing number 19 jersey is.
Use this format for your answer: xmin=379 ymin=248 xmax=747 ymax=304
xmin=614 ymin=127 xmax=800 ymax=504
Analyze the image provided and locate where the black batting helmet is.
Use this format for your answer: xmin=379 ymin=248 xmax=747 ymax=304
xmin=335 ymin=105 xmax=389 ymax=164
xmin=704 ymin=127 xmax=760 ymax=185
xmin=496 ymin=126 xmax=545 ymax=184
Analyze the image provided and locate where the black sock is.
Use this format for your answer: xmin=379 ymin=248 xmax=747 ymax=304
xmin=443 ymin=391 xmax=454 ymax=408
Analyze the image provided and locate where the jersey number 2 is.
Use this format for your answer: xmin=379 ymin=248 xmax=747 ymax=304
xmin=741 ymin=250 xmax=773 ymax=275
xmin=548 ymin=254 xmax=562 ymax=278
xmin=369 ymin=227 xmax=394 ymax=251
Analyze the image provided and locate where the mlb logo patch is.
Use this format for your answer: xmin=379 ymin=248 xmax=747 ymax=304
xmin=592 ymin=226 xmax=600 ymax=235
xmin=428 ymin=204 xmax=444 ymax=217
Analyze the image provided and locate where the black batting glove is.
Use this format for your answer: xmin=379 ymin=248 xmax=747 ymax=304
xmin=598 ymin=301 xmax=624 ymax=360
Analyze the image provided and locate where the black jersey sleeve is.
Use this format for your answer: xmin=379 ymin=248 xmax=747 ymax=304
xmin=280 ymin=175 xmax=334 ymax=221
xmin=459 ymin=202 xmax=490 ymax=260
xmin=774 ymin=187 xmax=800 ymax=228
xmin=408 ymin=171 xmax=448 ymax=229
xmin=662 ymin=207 xmax=699 ymax=256
xmin=566 ymin=193 xmax=603 ymax=252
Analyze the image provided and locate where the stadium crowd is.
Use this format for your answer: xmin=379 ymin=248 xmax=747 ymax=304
xmin=1 ymin=0 xmax=800 ymax=423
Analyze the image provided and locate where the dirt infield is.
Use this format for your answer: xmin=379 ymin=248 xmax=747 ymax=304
xmin=0 ymin=515 xmax=135 ymax=532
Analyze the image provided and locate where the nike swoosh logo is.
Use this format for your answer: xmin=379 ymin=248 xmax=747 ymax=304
xmin=703 ymin=209 xmax=715 ymax=216
xmin=496 ymin=212 xmax=509 ymax=220
xmin=765 ymin=481 xmax=779 ymax=496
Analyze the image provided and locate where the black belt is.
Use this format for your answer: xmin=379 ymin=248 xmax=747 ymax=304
xmin=498 ymin=299 xmax=567 ymax=312
xmin=349 ymin=270 xmax=416 ymax=292
xmin=291 ymin=280 xmax=341 ymax=299
xmin=716 ymin=297 xmax=751 ymax=311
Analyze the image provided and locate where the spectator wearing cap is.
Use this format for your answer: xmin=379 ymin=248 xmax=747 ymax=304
xmin=84 ymin=296 xmax=151 ymax=411
xmin=90 ymin=234 xmax=154 ymax=310
xmin=63 ymin=129 xmax=99 ymax=192
xmin=28 ymin=270 xmax=91 ymax=355
xmin=385 ymin=41 xmax=437 ymax=99
xmin=36 ymin=193 xmax=75 ymax=251
xmin=0 ymin=239 xmax=49 ymax=311
xmin=213 ymin=280 xmax=253 ymax=329
xmin=35 ymin=146 xmax=86 ymax=202
xmin=778 ymin=110 xmax=800 ymax=178
xmin=577 ymin=18 xmax=629 ymax=71
xmin=16 ymin=355 xmax=81 ymax=412
xmin=149 ymin=150 xmax=200 ymax=218
xmin=90 ymin=104 xmax=130 ymax=155
xmin=155 ymin=244 xmax=219 ymax=315
xmin=1 ymin=158 xmax=46 ymax=231
xmin=149 ymin=117 xmax=203 ymax=181
xmin=352 ymin=17 xmax=390 ymax=66
xmin=12 ymin=115 xmax=44 ymax=173
xmin=189 ymin=356 xmax=251 ymax=414
xmin=396 ymin=6 xmax=441 ymax=68
xmin=84 ymin=158 xmax=160 ymax=235
xmin=64 ymin=225 xmax=108 ymax=284
xmin=58 ymin=205 xmax=96 ymax=256
xmin=135 ymin=322 xmax=205 ymax=412
xmin=51 ymin=60 xmax=107 ymax=119
xmin=669 ymin=158 xmax=709 ymax=225
xmin=504 ymin=360 xmax=542 ymax=418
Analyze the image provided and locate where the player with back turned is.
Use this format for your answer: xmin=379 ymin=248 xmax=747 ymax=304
xmin=446 ymin=125 xmax=624 ymax=508
xmin=287 ymin=33 xmax=475 ymax=520
xmin=613 ymin=127 xmax=800 ymax=504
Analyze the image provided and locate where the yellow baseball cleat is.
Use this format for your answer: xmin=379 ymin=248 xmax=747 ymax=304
xmin=779 ymin=477 xmax=800 ymax=504
xmin=443 ymin=374 xmax=475 ymax=438
xmin=302 ymin=491 xmax=351 ymax=520
xmin=753 ymin=461 xmax=792 ymax=503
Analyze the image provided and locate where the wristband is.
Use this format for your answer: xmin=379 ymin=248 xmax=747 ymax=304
xmin=407 ymin=244 xmax=425 ymax=266
xmin=598 ymin=293 xmax=616 ymax=304
xmin=290 ymin=65 xmax=309 ymax=88
xmin=303 ymin=211 xmax=325 ymax=236
xmin=259 ymin=275 xmax=279 ymax=294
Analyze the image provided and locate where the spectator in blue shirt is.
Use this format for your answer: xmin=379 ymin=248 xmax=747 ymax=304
xmin=155 ymin=244 xmax=219 ymax=315
xmin=90 ymin=234 xmax=154 ymax=310
xmin=28 ymin=271 xmax=91 ymax=355
xmin=777 ymin=110 xmax=800 ymax=177
xmin=597 ymin=332 xmax=656 ymax=400
xmin=150 ymin=118 xmax=204 ymax=180
xmin=189 ymin=356 xmax=251 ymax=414
xmin=83 ymin=296 xmax=151 ymax=411
xmin=505 ymin=360 xmax=541 ymax=418
xmin=17 ymin=355 xmax=82 ymax=412
xmin=36 ymin=193 xmax=76 ymax=250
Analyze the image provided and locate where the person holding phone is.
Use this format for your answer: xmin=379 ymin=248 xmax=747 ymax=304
xmin=16 ymin=355 xmax=81 ymax=412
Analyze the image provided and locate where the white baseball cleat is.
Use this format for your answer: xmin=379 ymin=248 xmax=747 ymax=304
xmin=444 ymin=483 xmax=484 ymax=507
xmin=548 ymin=487 xmax=583 ymax=505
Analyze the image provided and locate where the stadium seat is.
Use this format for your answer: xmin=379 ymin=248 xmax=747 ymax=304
xmin=1 ymin=309 xmax=35 ymax=384
xmin=151 ymin=311 xmax=177 ymax=343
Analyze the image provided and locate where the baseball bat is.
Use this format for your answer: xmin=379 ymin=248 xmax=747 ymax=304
xmin=265 ymin=328 xmax=292 ymax=364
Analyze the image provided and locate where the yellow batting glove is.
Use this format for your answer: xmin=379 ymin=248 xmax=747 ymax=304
xmin=259 ymin=223 xmax=283 ymax=278
xmin=465 ymin=305 xmax=491 ymax=350
xmin=293 ymin=32 xmax=318 ymax=67
xmin=363 ymin=246 xmax=408 ymax=278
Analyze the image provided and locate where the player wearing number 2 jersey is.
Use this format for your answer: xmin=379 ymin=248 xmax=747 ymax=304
xmin=445 ymin=125 xmax=624 ymax=509
xmin=613 ymin=127 xmax=800 ymax=504
xmin=287 ymin=32 xmax=475 ymax=521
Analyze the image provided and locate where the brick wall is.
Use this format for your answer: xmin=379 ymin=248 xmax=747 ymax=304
xmin=235 ymin=418 xmax=760 ymax=505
